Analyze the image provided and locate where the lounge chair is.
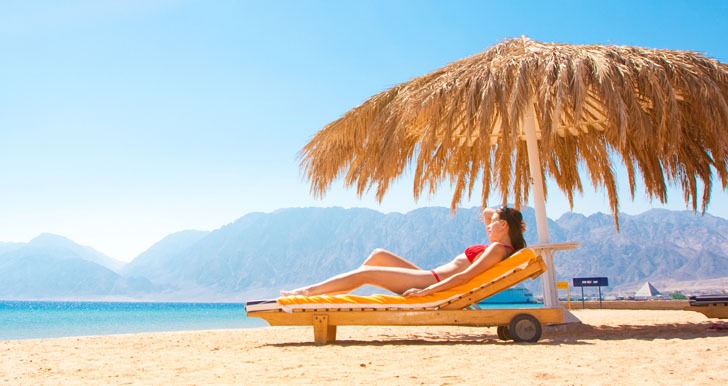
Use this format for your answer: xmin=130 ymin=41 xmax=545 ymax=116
xmin=687 ymin=295 xmax=728 ymax=319
xmin=245 ymin=248 xmax=564 ymax=344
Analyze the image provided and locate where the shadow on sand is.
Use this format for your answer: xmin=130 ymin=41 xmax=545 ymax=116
xmin=265 ymin=320 xmax=726 ymax=347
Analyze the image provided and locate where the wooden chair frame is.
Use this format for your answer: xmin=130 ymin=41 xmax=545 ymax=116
xmin=247 ymin=254 xmax=565 ymax=344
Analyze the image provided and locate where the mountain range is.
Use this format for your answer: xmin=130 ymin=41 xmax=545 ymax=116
xmin=1 ymin=207 xmax=726 ymax=301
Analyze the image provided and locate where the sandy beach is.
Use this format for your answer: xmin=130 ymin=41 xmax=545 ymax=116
xmin=1 ymin=309 xmax=726 ymax=385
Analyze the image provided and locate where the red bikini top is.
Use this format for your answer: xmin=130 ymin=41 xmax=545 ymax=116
xmin=464 ymin=244 xmax=515 ymax=263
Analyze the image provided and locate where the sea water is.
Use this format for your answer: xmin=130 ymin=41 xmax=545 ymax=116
xmin=0 ymin=301 xmax=269 ymax=341
xmin=1 ymin=299 xmax=546 ymax=341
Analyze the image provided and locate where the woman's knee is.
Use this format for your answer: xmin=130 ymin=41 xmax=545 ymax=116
xmin=362 ymin=248 xmax=388 ymax=264
xmin=370 ymin=248 xmax=390 ymax=257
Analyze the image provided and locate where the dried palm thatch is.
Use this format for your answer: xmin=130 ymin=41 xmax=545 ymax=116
xmin=300 ymin=37 xmax=728 ymax=224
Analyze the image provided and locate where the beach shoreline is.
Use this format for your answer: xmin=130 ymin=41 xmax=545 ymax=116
xmin=1 ymin=309 xmax=726 ymax=385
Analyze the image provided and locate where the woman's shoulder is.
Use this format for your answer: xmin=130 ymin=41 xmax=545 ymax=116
xmin=488 ymin=241 xmax=513 ymax=248
xmin=489 ymin=243 xmax=517 ymax=261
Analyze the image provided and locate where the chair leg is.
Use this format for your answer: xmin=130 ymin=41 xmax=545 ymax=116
xmin=313 ymin=314 xmax=337 ymax=345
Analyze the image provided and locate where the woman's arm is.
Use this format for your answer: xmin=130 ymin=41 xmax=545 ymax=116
xmin=402 ymin=244 xmax=507 ymax=297
xmin=482 ymin=207 xmax=496 ymax=232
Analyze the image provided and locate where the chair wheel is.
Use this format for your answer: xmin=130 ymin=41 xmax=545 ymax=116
xmin=496 ymin=325 xmax=511 ymax=341
xmin=509 ymin=314 xmax=542 ymax=343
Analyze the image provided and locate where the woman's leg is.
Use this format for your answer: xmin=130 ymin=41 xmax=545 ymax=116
xmin=361 ymin=248 xmax=422 ymax=269
xmin=280 ymin=266 xmax=436 ymax=296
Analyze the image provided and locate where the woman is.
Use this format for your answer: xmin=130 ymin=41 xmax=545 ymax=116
xmin=280 ymin=206 xmax=527 ymax=298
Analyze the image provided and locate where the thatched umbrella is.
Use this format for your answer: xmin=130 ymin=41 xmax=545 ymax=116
xmin=300 ymin=37 xmax=728 ymax=309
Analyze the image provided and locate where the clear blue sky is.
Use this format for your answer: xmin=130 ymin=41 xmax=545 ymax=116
xmin=2 ymin=0 xmax=727 ymax=261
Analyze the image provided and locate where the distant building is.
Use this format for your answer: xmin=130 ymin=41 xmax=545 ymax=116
xmin=635 ymin=282 xmax=661 ymax=299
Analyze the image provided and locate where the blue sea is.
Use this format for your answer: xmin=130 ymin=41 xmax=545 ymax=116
xmin=0 ymin=301 xmax=269 ymax=341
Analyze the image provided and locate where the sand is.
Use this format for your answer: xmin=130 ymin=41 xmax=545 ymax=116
xmin=1 ymin=309 xmax=726 ymax=385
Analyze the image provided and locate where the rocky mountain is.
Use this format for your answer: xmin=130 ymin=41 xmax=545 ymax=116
xmin=125 ymin=207 xmax=490 ymax=299
xmin=549 ymin=209 xmax=728 ymax=292
xmin=0 ymin=242 xmax=23 ymax=255
xmin=122 ymin=230 xmax=210 ymax=281
xmin=27 ymin=233 xmax=126 ymax=272
xmin=0 ymin=234 xmax=154 ymax=299
xmin=0 ymin=207 xmax=726 ymax=301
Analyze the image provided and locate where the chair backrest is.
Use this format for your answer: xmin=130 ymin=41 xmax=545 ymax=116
xmin=438 ymin=249 xmax=546 ymax=309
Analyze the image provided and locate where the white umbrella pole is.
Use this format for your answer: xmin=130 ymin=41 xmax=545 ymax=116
xmin=522 ymin=104 xmax=559 ymax=308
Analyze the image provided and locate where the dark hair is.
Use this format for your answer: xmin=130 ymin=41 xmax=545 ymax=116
xmin=497 ymin=206 xmax=526 ymax=251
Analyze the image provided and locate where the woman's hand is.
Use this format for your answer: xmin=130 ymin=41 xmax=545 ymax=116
xmin=402 ymin=287 xmax=431 ymax=297
xmin=482 ymin=207 xmax=496 ymax=223
xmin=482 ymin=207 xmax=496 ymax=233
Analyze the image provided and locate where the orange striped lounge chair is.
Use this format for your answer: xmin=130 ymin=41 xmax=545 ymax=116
xmin=687 ymin=295 xmax=728 ymax=319
xmin=245 ymin=248 xmax=564 ymax=344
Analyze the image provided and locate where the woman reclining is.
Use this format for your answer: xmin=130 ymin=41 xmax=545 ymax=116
xmin=281 ymin=206 xmax=527 ymax=298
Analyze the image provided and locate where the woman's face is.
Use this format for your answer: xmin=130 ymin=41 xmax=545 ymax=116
xmin=487 ymin=212 xmax=508 ymax=239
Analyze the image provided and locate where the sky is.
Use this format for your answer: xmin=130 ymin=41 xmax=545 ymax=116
xmin=1 ymin=0 xmax=727 ymax=262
